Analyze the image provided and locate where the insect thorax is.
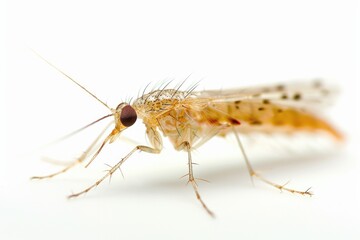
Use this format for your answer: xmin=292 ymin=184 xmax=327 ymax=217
xmin=133 ymin=89 xmax=190 ymax=118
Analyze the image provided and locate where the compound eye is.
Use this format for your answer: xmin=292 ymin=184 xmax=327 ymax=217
xmin=120 ymin=105 xmax=137 ymax=127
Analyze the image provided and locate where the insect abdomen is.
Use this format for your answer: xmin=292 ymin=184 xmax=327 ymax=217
xmin=208 ymin=101 xmax=343 ymax=140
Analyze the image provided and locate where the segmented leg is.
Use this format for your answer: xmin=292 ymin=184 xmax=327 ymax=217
xmin=179 ymin=141 xmax=215 ymax=218
xmin=232 ymin=127 xmax=313 ymax=196
xmin=31 ymin=123 xmax=112 ymax=180
xmin=68 ymin=145 xmax=160 ymax=198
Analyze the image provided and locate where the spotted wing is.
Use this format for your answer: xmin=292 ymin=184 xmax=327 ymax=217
xmin=192 ymin=80 xmax=338 ymax=110
xmin=184 ymin=80 xmax=342 ymax=140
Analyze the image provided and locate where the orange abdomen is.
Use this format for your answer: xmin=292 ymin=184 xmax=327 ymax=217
xmin=202 ymin=101 xmax=343 ymax=141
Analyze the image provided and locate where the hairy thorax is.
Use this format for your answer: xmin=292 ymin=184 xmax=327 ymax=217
xmin=133 ymin=89 xmax=190 ymax=121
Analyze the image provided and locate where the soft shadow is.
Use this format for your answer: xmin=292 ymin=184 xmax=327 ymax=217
xmin=83 ymin=149 xmax=343 ymax=198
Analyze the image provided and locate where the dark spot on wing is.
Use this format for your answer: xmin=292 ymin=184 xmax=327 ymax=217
xmin=263 ymin=99 xmax=270 ymax=104
xmin=235 ymin=100 xmax=242 ymax=109
xmin=293 ymin=93 xmax=301 ymax=100
xmin=249 ymin=119 xmax=262 ymax=125
xmin=258 ymin=107 xmax=265 ymax=111
xmin=281 ymin=94 xmax=288 ymax=99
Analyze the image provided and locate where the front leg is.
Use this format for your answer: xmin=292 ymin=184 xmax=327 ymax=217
xmin=69 ymin=125 xmax=162 ymax=198
xmin=177 ymin=141 xmax=215 ymax=218
xmin=31 ymin=122 xmax=112 ymax=180
xmin=68 ymin=145 xmax=161 ymax=198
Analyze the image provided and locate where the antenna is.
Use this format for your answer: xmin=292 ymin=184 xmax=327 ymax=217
xmin=32 ymin=50 xmax=111 ymax=110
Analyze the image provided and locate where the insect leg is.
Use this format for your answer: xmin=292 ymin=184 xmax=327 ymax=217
xmin=178 ymin=141 xmax=215 ymax=218
xmin=68 ymin=145 xmax=161 ymax=198
xmin=232 ymin=127 xmax=313 ymax=196
xmin=31 ymin=123 xmax=112 ymax=180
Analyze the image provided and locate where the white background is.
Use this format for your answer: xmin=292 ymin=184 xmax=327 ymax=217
xmin=2 ymin=0 xmax=359 ymax=239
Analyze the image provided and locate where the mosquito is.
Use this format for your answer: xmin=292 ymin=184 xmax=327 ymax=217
xmin=31 ymin=57 xmax=343 ymax=217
